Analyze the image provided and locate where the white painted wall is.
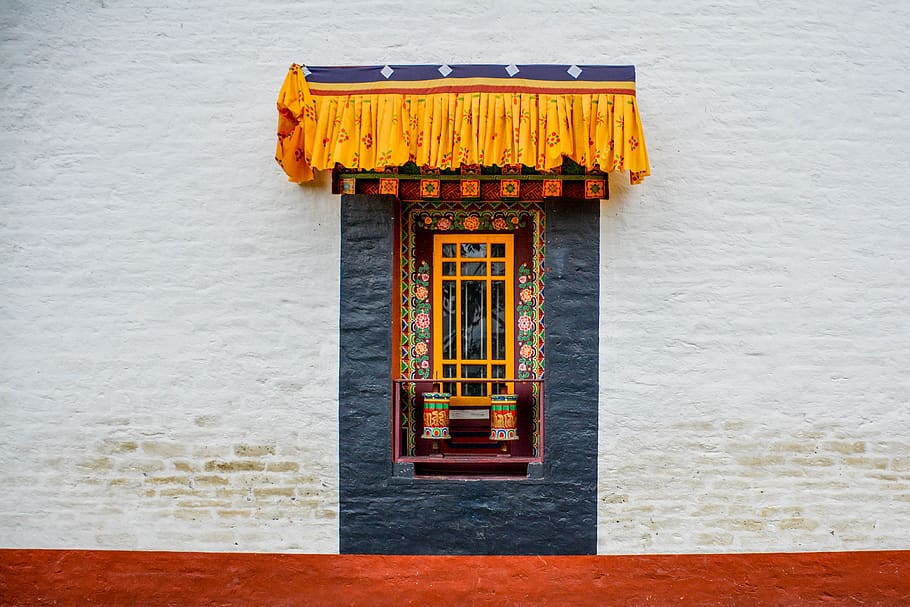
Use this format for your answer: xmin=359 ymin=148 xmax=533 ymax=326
xmin=1 ymin=0 xmax=908 ymax=554
xmin=597 ymin=1 xmax=910 ymax=553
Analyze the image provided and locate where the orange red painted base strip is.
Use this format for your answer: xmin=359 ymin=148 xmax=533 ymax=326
xmin=2 ymin=549 xmax=909 ymax=606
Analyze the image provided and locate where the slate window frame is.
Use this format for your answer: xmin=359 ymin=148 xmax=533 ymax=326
xmin=339 ymin=194 xmax=600 ymax=554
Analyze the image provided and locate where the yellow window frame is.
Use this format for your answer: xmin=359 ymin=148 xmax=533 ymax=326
xmin=432 ymin=233 xmax=515 ymax=406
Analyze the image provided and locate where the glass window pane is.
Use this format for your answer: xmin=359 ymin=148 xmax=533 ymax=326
xmin=461 ymin=262 xmax=486 ymax=276
xmin=442 ymin=365 xmax=458 ymax=396
xmin=492 ymin=365 xmax=506 ymax=394
xmin=462 ymin=365 xmax=487 ymax=377
xmin=491 ymin=281 xmax=505 ymax=360
xmin=442 ymin=262 xmax=456 ymax=276
xmin=463 ymin=384 xmax=485 ymax=397
xmin=443 ymin=364 xmax=457 ymax=397
xmin=461 ymin=365 xmax=487 ymax=397
xmin=490 ymin=262 xmax=505 ymax=276
xmin=442 ymin=243 xmax=457 ymax=258
xmin=491 ymin=243 xmax=506 ymax=258
xmin=461 ymin=281 xmax=486 ymax=360
xmin=442 ymin=281 xmax=457 ymax=359
xmin=461 ymin=243 xmax=486 ymax=258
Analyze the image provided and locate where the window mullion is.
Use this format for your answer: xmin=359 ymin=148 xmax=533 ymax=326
xmin=486 ymin=263 xmax=493 ymax=386
xmin=506 ymin=240 xmax=514 ymax=392
xmin=455 ymin=251 xmax=462 ymax=396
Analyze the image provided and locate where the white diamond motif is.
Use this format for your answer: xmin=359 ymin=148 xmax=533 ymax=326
xmin=380 ymin=65 xmax=394 ymax=79
xmin=301 ymin=66 xmax=312 ymax=77
xmin=438 ymin=64 xmax=453 ymax=77
xmin=505 ymin=64 xmax=520 ymax=77
xmin=567 ymin=64 xmax=582 ymax=79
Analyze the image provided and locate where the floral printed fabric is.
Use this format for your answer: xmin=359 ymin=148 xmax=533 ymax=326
xmin=276 ymin=64 xmax=650 ymax=185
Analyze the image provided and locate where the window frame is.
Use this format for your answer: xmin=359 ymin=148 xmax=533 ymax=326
xmin=432 ymin=233 xmax=515 ymax=406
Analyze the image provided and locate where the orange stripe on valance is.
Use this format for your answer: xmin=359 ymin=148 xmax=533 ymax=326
xmin=276 ymin=64 xmax=650 ymax=184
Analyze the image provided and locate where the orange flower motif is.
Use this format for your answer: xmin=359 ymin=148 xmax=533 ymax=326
xmin=520 ymin=288 xmax=533 ymax=302
xmin=463 ymin=216 xmax=480 ymax=231
xmin=415 ymin=286 xmax=428 ymax=300
xmin=492 ymin=218 xmax=508 ymax=230
xmin=520 ymin=344 xmax=534 ymax=359
xmin=414 ymin=342 xmax=428 ymax=356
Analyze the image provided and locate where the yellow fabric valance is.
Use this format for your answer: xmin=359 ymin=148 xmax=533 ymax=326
xmin=276 ymin=64 xmax=650 ymax=184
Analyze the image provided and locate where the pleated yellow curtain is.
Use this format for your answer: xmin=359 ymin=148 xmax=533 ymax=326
xmin=276 ymin=64 xmax=650 ymax=184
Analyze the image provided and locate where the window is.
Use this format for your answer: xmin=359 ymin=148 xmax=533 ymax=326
xmin=393 ymin=202 xmax=546 ymax=476
xmin=434 ymin=234 xmax=514 ymax=402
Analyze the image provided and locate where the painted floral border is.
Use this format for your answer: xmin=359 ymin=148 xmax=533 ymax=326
xmin=409 ymin=261 xmax=432 ymax=379
xmin=417 ymin=211 xmax=526 ymax=232
xmin=516 ymin=263 xmax=543 ymax=380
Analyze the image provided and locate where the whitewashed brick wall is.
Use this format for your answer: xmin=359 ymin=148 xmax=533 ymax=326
xmin=1 ymin=0 xmax=908 ymax=554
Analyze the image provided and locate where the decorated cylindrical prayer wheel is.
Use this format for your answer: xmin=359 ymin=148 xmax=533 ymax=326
xmin=421 ymin=392 xmax=451 ymax=439
xmin=489 ymin=394 xmax=519 ymax=441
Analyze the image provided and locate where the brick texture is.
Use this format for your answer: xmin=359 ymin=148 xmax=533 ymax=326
xmin=1 ymin=0 xmax=909 ymax=554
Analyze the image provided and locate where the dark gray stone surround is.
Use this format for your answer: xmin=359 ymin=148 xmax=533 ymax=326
xmin=338 ymin=195 xmax=599 ymax=555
